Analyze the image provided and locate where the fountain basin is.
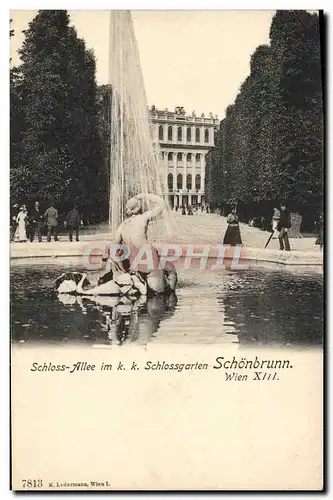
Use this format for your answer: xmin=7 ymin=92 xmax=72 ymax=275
xmin=10 ymin=257 xmax=323 ymax=347
xmin=10 ymin=239 xmax=323 ymax=273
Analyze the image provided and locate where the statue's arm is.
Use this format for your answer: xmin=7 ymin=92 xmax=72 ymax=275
xmin=136 ymin=193 xmax=165 ymax=221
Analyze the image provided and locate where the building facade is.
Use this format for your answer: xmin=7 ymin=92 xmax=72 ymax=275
xmin=150 ymin=106 xmax=219 ymax=208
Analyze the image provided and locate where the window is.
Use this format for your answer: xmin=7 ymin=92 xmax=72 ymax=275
xmin=168 ymin=173 xmax=173 ymax=191
xmin=177 ymin=127 xmax=182 ymax=142
xmin=168 ymin=126 xmax=173 ymax=141
xmin=186 ymin=174 xmax=192 ymax=190
xmin=177 ymin=152 xmax=183 ymax=163
xmin=195 ymin=174 xmax=201 ymax=190
xmin=195 ymin=127 xmax=200 ymax=143
xmin=204 ymin=128 xmax=209 ymax=143
xmin=159 ymin=125 xmax=164 ymax=141
xmin=177 ymin=174 xmax=183 ymax=190
xmin=186 ymin=153 xmax=192 ymax=163
xmin=187 ymin=127 xmax=191 ymax=142
xmin=195 ymin=153 xmax=201 ymax=163
xmin=168 ymin=152 xmax=173 ymax=162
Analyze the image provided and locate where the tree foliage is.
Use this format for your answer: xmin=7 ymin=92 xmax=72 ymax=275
xmin=96 ymin=84 xmax=112 ymax=220
xmin=205 ymin=10 xmax=323 ymax=222
xmin=10 ymin=10 xmax=107 ymax=220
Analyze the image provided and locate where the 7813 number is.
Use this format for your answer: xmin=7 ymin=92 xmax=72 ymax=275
xmin=22 ymin=479 xmax=43 ymax=488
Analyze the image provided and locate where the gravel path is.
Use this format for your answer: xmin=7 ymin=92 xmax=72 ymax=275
xmin=10 ymin=213 xmax=322 ymax=259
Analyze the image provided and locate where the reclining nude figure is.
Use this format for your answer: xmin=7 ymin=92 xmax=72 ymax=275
xmin=56 ymin=194 xmax=177 ymax=296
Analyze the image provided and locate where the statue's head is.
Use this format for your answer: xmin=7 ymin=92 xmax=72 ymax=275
xmin=125 ymin=197 xmax=142 ymax=217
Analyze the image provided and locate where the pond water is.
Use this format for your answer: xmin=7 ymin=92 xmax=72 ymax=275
xmin=10 ymin=259 xmax=323 ymax=347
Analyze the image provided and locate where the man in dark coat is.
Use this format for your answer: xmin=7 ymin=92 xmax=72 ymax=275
xmin=277 ymin=202 xmax=291 ymax=251
xmin=29 ymin=201 xmax=44 ymax=242
xmin=44 ymin=201 xmax=59 ymax=242
xmin=65 ymin=204 xmax=81 ymax=242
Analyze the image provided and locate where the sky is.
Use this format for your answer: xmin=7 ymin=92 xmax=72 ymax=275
xmin=10 ymin=10 xmax=276 ymax=119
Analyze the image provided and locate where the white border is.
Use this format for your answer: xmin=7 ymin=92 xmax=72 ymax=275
xmin=2 ymin=3 xmax=331 ymax=499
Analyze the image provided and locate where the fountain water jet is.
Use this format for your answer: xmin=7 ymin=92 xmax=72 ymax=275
xmin=108 ymin=11 xmax=175 ymax=240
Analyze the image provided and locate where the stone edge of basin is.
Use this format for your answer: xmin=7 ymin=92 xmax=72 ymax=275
xmin=10 ymin=240 xmax=323 ymax=269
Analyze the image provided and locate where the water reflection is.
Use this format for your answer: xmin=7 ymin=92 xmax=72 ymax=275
xmin=10 ymin=262 xmax=323 ymax=347
xmin=57 ymin=292 xmax=178 ymax=346
xmin=217 ymin=270 xmax=323 ymax=346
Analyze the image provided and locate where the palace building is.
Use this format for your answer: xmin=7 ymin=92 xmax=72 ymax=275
xmin=150 ymin=106 xmax=220 ymax=208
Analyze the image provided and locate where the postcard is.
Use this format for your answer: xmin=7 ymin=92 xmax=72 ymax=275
xmin=10 ymin=9 xmax=324 ymax=491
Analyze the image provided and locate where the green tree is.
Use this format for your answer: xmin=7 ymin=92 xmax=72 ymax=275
xmin=11 ymin=10 xmax=103 ymax=219
xmin=96 ymin=84 xmax=112 ymax=220
xmin=270 ymin=10 xmax=323 ymax=209
xmin=205 ymin=128 xmax=224 ymax=206
xmin=10 ymin=19 xmax=26 ymax=205
xmin=206 ymin=10 xmax=323 ymax=225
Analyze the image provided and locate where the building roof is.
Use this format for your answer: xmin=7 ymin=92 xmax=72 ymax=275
xmin=149 ymin=105 xmax=220 ymax=126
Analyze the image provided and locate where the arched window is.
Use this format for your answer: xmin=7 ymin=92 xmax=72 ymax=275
xmin=195 ymin=127 xmax=200 ymax=143
xmin=168 ymin=152 xmax=173 ymax=162
xmin=168 ymin=126 xmax=173 ymax=141
xmin=186 ymin=153 xmax=192 ymax=163
xmin=159 ymin=125 xmax=164 ymax=141
xmin=186 ymin=174 xmax=192 ymax=190
xmin=168 ymin=173 xmax=173 ymax=192
xmin=187 ymin=127 xmax=191 ymax=142
xmin=204 ymin=128 xmax=209 ymax=143
xmin=177 ymin=174 xmax=183 ymax=190
xmin=177 ymin=152 xmax=183 ymax=163
xmin=195 ymin=153 xmax=201 ymax=163
xmin=177 ymin=127 xmax=182 ymax=142
xmin=195 ymin=174 xmax=201 ymax=190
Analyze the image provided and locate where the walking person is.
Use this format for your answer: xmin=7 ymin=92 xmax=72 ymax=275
xmin=264 ymin=207 xmax=281 ymax=248
xmin=65 ymin=204 xmax=81 ymax=242
xmin=15 ymin=205 xmax=28 ymax=242
xmin=277 ymin=202 xmax=291 ymax=251
xmin=29 ymin=201 xmax=44 ymax=242
xmin=272 ymin=207 xmax=281 ymax=238
xmin=44 ymin=201 xmax=59 ymax=242
xmin=10 ymin=203 xmax=19 ymax=242
xmin=315 ymin=212 xmax=323 ymax=250
xmin=223 ymin=207 xmax=242 ymax=246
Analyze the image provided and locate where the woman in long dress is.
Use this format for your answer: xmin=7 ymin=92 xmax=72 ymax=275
xmin=271 ymin=207 xmax=281 ymax=240
xmin=223 ymin=208 xmax=242 ymax=246
xmin=15 ymin=205 xmax=28 ymax=242
xmin=315 ymin=212 xmax=323 ymax=250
